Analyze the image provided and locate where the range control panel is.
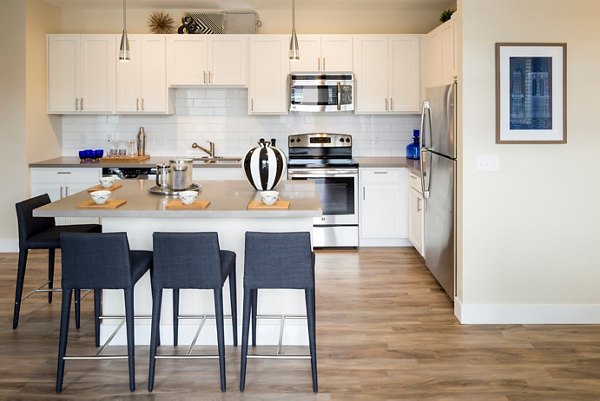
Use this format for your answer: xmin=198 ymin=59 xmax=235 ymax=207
xmin=288 ymin=133 xmax=352 ymax=148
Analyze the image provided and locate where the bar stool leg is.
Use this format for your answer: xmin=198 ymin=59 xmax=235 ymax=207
xmin=251 ymin=289 xmax=257 ymax=347
xmin=173 ymin=288 xmax=180 ymax=346
xmin=228 ymin=268 xmax=238 ymax=347
xmin=148 ymin=288 xmax=163 ymax=392
xmin=305 ymin=289 xmax=318 ymax=393
xmin=48 ymin=248 xmax=55 ymax=303
xmin=214 ymin=288 xmax=226 ymax=392
xmin=240 ymin=288 xmax=252 ymax=391
xmin=74 ymin=289 xmax=81 ymax=329
xmin=12 ymin=248 xmax=28 ymax=329
xmin=124 ymin=288 xmax=136 ymax=392
xmin=56 ymin=288 xmax=73 ymax=393
xmin=94 ymin=289 xmax=101 ymax=347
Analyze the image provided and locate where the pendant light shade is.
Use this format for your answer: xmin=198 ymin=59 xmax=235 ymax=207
xmin=289 ymin=0 xmax=299 ymax=60
xmin=119 ymin=0 xmax=130 ymax=61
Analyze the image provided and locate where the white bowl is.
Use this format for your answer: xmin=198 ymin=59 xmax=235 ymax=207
xmin=99 ymin=176 xmax=116 ymax=188
xmin=179 ymin=190 xmax=198 ymax=205
xmin=260 ymin=190 xmax=279 ymax=206
xmin=90 ymin=190 xmax=111 ymax=205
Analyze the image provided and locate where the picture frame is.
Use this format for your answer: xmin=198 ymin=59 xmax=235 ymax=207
xmin=495 ymin=43 xmax=567 ymax=144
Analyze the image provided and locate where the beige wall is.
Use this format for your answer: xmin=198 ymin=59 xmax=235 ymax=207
xmin=0 ymin=1 xmax=27 ymax=246
xmin=26 ymin=0 xmax=62 ymax=164
xmin=59 ymin=7 xmax=445 ymax=35
xmin=458 ymin=0 xmax=600 ymax=321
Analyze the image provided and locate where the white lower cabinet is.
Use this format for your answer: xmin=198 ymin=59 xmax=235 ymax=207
xmin=30 ymin=168 xmax=101 ymax=225
xmin=192 ymin=167 xmax=244 ymax=181
xmin=408 ymin=172 xmax=425 ymax=256
xmin=359 ymin=167 xmax=410 ymax=246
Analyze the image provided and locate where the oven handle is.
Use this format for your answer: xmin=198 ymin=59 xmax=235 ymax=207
xmin=288 ymin=169 xmax=358 ymax=178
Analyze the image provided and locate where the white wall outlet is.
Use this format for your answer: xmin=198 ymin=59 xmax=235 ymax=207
xmin=476 ymin=154 xmax=500 ymax=171
xmin=105 ymin=133 xmax=113 ymax=142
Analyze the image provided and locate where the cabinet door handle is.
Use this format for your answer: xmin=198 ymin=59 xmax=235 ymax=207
xmin=363 ymin=186 xmax=366 ymax=200
xmin=75 ymin=98 xmax=79 ymax=111
xmin=141 ymin=98 xmax=144 ymax=111
xmin=80 ymin=98 xmax=84 ymax=111
xmin=136 ymin=98 xmax=139 ymax=111
xmin=60 ymin=186 xmax=63 ymax=199
xmin=389 ymin=98 xmax=393 ymax=111
xmin=417 ymin=197 xmax=422 ymax=212
xmin=65 ymin=186 xmax=69 ymax=197
xmin=209 ymin=71 xmax=212 ymax=84
xmin=385 ymin=98 xmax=389 ymax=111
xmin=204 ymin=71 xmax=207 ymax=84
xmin=318 ymin=58 xmax=321 ymax=71
xmin=322 ymin=57 xmax=326 ymax=71
xmin=250 ymin=98 xmax=254 ymax=111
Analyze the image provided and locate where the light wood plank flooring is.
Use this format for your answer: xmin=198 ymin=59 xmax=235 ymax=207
xmin=1 ymin=248 xmax=600 ymax=400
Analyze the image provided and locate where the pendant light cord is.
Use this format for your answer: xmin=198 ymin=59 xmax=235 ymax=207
xmin=292 ymin=0 xmax=295 ymax=30
xmin=122 ymin=0 xmax=127 ymax=31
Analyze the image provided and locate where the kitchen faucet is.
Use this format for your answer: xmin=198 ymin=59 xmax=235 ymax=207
xmin=192 ymin=141 xmax=215 ymax=157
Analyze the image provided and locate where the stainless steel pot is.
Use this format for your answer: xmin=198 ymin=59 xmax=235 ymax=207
xmin=168 ymin=159 xmax=193 ymax=190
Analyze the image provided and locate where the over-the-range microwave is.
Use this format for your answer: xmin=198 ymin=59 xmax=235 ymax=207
xmin=289 ymin=72 xmax=354 ymax=112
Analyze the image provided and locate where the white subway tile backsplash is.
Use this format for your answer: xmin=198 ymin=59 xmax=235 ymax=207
xmin=61 ymin=88 xmax=420 ymax=158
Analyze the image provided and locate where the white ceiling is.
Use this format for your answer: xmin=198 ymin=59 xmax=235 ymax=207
xmin=42 ymin=0 xmax=456 ymax=12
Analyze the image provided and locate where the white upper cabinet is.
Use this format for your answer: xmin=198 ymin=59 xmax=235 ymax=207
xmin=353 ymin=35 xmax=421 ymax=114
xmin=290 ymin=35 xmax=353 ymax=72
xmin=116 ymin=35 xmax=171 ymax=114
xmin=167 ymin=35 xmax=248 ymax=87
xmin=425 ymin=18 xmax=456 ymax=87
xmin=248 ymin=35 xmax=289 ymax=114
xmin=47 ymin=35 xmax=115 ymax=114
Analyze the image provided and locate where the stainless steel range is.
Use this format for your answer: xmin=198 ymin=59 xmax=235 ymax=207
xmin=287 ymin=133 xmax=358 ymax=247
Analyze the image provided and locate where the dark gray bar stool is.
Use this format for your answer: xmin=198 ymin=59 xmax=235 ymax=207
xmin=148 ymin=232 xmax=237 ymax=392
xmin=56 ymin=232 xmax=152 ymax=393
xmin=240 ymin=231 xmax=318 ymax=392
xmin=14 ymin=194 xmax=101 ymax=329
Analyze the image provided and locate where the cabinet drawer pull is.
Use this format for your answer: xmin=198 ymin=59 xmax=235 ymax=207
xmin=373 ymin=171 xmax=388 ymax=174
xmin=57 ymin=171 xmax=71 ymax=175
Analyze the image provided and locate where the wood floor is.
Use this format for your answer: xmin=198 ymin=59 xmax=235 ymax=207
xmin=2 ymin=248 xmax=600 ymax=400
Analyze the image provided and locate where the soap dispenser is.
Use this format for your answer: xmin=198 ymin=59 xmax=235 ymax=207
xmin=406 ymin=129 xmax=420 ymax=160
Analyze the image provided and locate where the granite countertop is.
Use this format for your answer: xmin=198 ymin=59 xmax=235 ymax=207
xmin=30 ymin=156 xmax=242 ymax=169
xmin=33 ymin=179 xmax=321 ymax=219
xmin=355 ymin=156 xmax=421 ymax=174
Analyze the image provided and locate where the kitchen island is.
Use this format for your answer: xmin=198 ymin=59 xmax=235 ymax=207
xmin=34 ymin=179 xmax=321 ymax=346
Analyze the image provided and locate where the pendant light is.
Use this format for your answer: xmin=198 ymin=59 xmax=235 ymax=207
xmin=289 ymin=0 xmax=299 ymax=60
xmin=119 ymin=0 xmax=130 ymax=62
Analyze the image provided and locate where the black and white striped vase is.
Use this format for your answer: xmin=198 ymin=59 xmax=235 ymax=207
xmin=242 ymin=139 xmax=287 ymax=191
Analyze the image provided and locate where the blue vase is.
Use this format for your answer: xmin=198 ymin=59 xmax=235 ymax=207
xmin=406 ymin=130 xmax=420 ymax=160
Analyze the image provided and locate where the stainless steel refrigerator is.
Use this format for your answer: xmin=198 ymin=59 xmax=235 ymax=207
xmin=420 ymin=83 xmax=456 ymax=301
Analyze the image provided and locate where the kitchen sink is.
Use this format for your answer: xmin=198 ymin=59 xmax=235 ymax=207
xmin=193 ymin=157 xmax=242 ymax=164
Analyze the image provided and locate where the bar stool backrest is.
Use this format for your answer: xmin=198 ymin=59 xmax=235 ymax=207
xmin=15 ymin=194 xmax=56 ymax=244
xmin=152 ymin=232 xmax=222 ymax=289
xmin=244 ymin=231 xmax=314 ymax=289
xmin=60 ymin=232 xmax=133 ymax=289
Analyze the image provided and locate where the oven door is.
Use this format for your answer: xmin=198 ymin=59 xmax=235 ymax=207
xmin=288 ymin=168 xmax=358 ymax=225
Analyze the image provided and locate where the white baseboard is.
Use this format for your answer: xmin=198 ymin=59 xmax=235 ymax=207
xmin=0 ymin=239 xmax=18 ymax=253
xmin=455 ymin=298 xmax=600 ymax=324
xmin=359 ymin=238 xmax=412 ymax=247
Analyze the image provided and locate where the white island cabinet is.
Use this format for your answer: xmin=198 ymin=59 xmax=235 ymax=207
xmin=34 ymin=180 xmax=321 ymax=347
xmin=359 ymin=167 xmax=410 ymax=246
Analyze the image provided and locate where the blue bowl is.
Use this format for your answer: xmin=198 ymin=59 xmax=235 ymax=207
xmin=78 ymin=150 xmax=86 ymax=160
xmin=83 ymin=149 xmax=94 ymax=159
xmin=93 ymin=149 xmax=104 ymax=159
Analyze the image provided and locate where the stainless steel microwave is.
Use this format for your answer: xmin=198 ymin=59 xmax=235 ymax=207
xmin=289 ymin=73 xmax=354 ymax=112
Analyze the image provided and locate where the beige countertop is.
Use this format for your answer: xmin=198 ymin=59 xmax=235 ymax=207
xmin=34 ymin=179 xmax=321 ymax=219
xmin=355 ymin=156 xmax=421 ymax=174
xmin=30 ymin=156 xmax=241 ymax=169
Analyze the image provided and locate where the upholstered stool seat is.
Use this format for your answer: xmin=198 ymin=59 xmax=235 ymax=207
xmin=148 ymin=232 xmax=237 ymax=392
xmin=240 ymin=231 xmax=318 ymax=392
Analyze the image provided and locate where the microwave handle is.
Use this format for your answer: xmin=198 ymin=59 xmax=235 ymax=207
xmin=337 ymin=82 xmax=341 ymax=111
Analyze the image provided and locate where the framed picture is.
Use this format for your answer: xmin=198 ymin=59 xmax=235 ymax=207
xmin=495 ymin=43 xmax=567 ymax=144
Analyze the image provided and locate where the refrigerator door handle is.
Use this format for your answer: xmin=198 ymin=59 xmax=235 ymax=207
xmin=420 ymin=100 xmax=431 ymax=149
xmin=420 ymin=147 xmax=431 ymax=199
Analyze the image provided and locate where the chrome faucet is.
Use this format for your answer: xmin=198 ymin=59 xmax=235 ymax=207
xmin=192 ymin=141 xmax=215 ymax=157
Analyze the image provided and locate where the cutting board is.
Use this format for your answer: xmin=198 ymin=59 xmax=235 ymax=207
xmin=87 ymin=182 xmax=123 ymax=192
xmin=100 ymin=155 xmax=151 ymax=162
xmin=166 ymin=199 xmax=211 ymax=210
xmin=77 ymin=199 xmax=127 ymax=209
xmin=247 ymin=200 xmax=290 ymax=210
